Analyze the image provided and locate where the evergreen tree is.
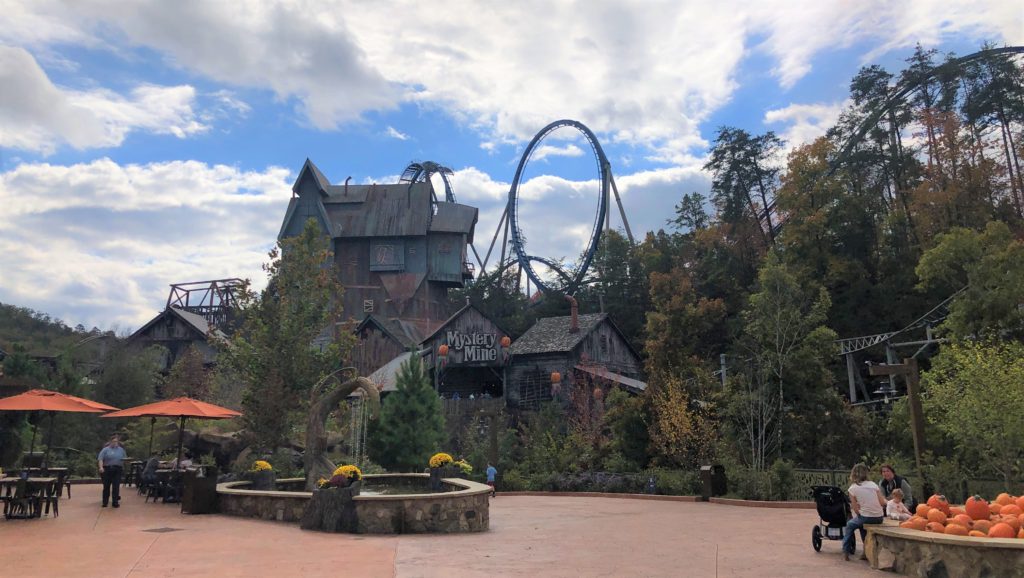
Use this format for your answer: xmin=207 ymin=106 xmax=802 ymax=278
xmin=218 ymin=218 xmax=351 ymax=451
xmin=367 ymin=354 xmax=445 ymax=472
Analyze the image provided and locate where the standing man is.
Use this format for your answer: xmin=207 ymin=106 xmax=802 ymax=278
xmin=98 ymin=434 xmax=126 ymax=508
xmin=485 ymin=462 xmax=497 ymax=498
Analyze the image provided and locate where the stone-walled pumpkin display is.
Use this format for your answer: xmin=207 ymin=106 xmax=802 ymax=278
xmin=897 ymin=494 xmax=1024 ymax=540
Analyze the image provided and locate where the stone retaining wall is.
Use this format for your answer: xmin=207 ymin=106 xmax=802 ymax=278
xmin=867 ymin=524 xmax=1024 ymax=577
xmin=216 ymin=474 xmax=490 ymax=534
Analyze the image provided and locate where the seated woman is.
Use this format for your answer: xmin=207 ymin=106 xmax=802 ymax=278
xmin=842 ymin=463 xmax=887 ymax=562
xmin=878 ymin=464 xmax=914 ymax=508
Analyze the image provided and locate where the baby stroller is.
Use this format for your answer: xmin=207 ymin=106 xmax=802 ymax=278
xmin=810 ymin=485 xmax=851 ymax=552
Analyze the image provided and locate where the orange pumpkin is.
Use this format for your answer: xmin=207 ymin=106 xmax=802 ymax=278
xmin=927 ymin=494 xmax=952 ymax=516
xmin=902 ymin=517 xmax=928 ymax=531
xmin=1018 ymin=528 xmax=1024 ymax=539
xmin=950 ymin=514 xmax=973 ymax=528
xmin=927 ymin=508 xmax=948 ymax=524
xmin=990 ymin=502 xmax=1004 ymax=516
xmin=965 ymin=496 xmax=990 ymax=520
xmin=973 ymin=519 xmax=993 ymax=534
xmin=949 ymin=506 xmax=966 ymax=516
xmin=1001 ymin=515 xmax=1021 ymax=532
xmin=916 ymin=504 xmax=932 ymax=517
xmin=995 ymin=493 xmax=1013 ymax=506
xmin=1000 ymin=504 xmax=1022 ymax=517
xmin=944 ymin=524 xmax=968 ymax=536
xmin=968 ymin=530 xmax=987 ymax=537
xmin=1015 ymin=495 xmax=1024 ymax=510
xmin=988 ymin=522 xmax=1015 ymax=539
xmin=926 ymin=521 xmax=946 ymax=533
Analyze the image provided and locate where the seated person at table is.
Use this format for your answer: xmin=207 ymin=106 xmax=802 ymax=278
xmin=141 ymin=457 xmax=160 ymax=486
xmin=167 ymin=451 xmax=193 ymax=470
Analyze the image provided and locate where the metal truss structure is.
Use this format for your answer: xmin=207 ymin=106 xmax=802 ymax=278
xmin=166 ymin=278 xmax=245 ymax=326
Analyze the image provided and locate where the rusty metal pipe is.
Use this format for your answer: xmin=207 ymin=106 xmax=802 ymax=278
xmin=565 ymin=294 xmax=579 ymax=333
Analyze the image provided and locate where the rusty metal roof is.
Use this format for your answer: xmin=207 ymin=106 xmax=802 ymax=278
xmin=429 ymin=202 xmax=478 ymax=243
xmin=323 ymin=183 xmax=432 ymax=237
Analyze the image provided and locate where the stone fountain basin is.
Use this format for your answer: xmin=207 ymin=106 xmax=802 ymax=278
xmin=217 ymin=473 xmax=490 ymax=534
xmin=866 ymin=520 xmax=1024 ymax=577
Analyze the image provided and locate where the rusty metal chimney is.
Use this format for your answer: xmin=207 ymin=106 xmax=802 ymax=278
xmin=565 ymin=294 xmax=579 ymax=333
xmin=344 ymin=176 xmax=351 ymax=196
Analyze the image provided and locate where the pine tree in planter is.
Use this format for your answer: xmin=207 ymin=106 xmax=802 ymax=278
xmin=367 ymin=355 xmax=445 ymax=472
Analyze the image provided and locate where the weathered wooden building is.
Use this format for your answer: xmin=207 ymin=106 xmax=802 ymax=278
xmin=507 ymin=306 xmax=645 ymax=409
xmin=278 ymin=159 xmax=479 ymax=374
xmin=126 ymin=306 xmax=224 ymax=372
xmin=421 ymin=303 xmax=511 ymax=399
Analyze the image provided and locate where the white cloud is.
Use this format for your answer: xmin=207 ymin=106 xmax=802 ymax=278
xmin=385 ymin=126 xmax=409 ymax=141
xmin=0 ymin=159 xmax=292 ymax=330
xmin=0 ymin=46 xmax=207 ymax=153
xmin=764 ymin=100 xmax=848 ymax=148
xmin=532 ymin=144 xmax=585 ymax=162
xmin=5 ymin=1 xmax=1019 ymax=160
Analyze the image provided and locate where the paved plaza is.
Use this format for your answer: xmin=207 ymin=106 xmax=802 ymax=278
xmin=1 ymin=485 xmax=878 ymax=577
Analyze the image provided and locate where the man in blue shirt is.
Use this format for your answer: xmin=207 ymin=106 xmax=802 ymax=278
xmin=97 ymin=434 xmax=127 ymax=508
xmin=486 ymin=463 xmax=497 ymax=497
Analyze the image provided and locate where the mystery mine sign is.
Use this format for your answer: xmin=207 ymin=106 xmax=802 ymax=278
xmin=446 ymin=331 xmax=497 ymax=363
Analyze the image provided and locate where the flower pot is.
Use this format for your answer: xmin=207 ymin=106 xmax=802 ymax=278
xmin=247 ymin=470 xmax=276 ymax=491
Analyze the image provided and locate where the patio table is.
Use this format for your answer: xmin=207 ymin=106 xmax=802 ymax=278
xmin=0 ymin=476 xmax=58 ymax=518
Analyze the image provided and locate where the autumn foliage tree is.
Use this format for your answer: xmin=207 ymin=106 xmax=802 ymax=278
xmin=219 ymin=219 xmax=352 ymax=452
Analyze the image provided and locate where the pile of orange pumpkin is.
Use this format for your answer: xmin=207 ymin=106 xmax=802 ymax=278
xmin=898 ymin=493 xmax=1024 ymax=539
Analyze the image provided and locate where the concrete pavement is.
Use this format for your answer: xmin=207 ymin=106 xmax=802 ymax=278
xmin=0 ymin=484 xmax=877 ymax=577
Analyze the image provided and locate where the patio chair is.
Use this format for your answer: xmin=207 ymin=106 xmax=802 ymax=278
xmin=39 ymin=480 xmax=59 ymax=517
xmin=4 ymin=479 xmax=40 ymax=520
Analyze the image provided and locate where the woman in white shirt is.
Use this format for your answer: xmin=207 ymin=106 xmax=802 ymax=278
xmin=842 ymin=463 xmax=887 ymax=561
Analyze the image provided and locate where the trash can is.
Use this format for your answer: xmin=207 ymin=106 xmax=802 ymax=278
xmin=181 ymin=466 xmax=218 ymax=514
xmin=700 ymin=465 xmax=727 ymax=501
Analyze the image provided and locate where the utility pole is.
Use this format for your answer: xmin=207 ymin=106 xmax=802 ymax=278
xmin=869 ymin=358 xmax=932 ymax=497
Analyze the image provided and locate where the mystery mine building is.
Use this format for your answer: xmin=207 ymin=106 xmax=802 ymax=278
xmin=278 ymin=160 xmax=478 ymax=373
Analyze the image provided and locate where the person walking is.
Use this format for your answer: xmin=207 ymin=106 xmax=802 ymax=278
xmin=98 ymin=434 xmax=127 ymax=508
xmin=486 ymin=462 xmax=497 ymax=498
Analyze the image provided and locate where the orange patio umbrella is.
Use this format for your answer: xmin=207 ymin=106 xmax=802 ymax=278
xmin=0 ymin=388 xmax=120 ymax=470
xmin=102 ymin=397 xmax=241 ymax=467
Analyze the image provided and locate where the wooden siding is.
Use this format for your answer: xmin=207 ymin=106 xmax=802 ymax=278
xmin=351 ymin=324 xmax=407 ymax=376
xmin=573 ymin=320 xmax=642 ymax=378
xmin=506 ymin=318 xmax=643 ymax=409
xmin=422 ymin=307 xmax=510 ymax=369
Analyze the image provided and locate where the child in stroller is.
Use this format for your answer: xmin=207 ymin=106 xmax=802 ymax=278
xmin=810 ymin=485 xmax=851 ymax=552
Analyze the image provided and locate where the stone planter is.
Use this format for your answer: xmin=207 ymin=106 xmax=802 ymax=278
xmin=300 ymin=482 xmax=360 ymax=533
xmin=429 ymin=466 xmax=459 ymax=491
xmin=246 ymin=470 xmax=277 ymax=491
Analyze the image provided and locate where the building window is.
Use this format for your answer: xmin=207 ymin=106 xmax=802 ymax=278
xmin=363 ymin=300 xmax=374 ymax=313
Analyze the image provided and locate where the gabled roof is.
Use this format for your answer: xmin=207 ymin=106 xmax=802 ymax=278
xmin=510 ymin=313 xmax=641 ymax=361
xmin=510 ymin=313 xmax=607 ymax=355
xmin=354 ymin=315 xmax=422 ymax=348
xmin=292 ymin=158 xmax=331 ymax=195
xmin=128 ymin=306 xmax=226 ymax=342
xmin=419 ymin=302 xmax=511 ymax=345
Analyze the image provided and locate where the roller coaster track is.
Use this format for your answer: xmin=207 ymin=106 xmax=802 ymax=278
xmin=835 ymin=286 xmax=966 ymax=355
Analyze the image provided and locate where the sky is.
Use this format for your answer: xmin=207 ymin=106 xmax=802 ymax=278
xmin=0 ymin=0 xmax=1021 ymax=332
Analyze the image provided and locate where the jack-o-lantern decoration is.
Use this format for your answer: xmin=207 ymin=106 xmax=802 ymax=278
xmin=438 ymin=344 xmax=450 ymax=369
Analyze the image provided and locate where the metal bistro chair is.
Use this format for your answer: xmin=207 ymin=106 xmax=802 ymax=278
xmin=38 ymin=479 xmax=59 ymax=518
xmin=4 ymin=479 xmax=41 ymax=520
